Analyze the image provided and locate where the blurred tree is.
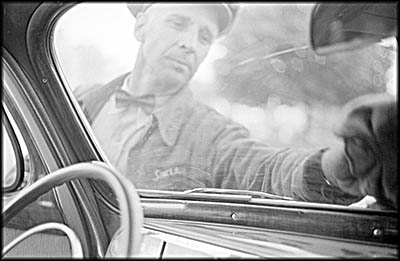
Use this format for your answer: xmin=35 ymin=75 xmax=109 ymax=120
xmin=214 ymin=4 xmax=392 ymax=107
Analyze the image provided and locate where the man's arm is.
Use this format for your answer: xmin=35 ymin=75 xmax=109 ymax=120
xmin=208 ymin=120 xmax=360 ymax=205
xmin=208 ymin=94 xmax=397 ymax=208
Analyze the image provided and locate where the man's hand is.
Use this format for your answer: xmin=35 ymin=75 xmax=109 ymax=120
xmin=322 ymin=94 xmax=397 ymax=209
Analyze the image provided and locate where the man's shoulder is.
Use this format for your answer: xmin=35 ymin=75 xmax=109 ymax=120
xmin=73 ymin=73 xmax=129 ymax=122
xmin=73 ymin=73 xmax=128 ymax=101
xmin=73 ymin=82 xmax=102 ymax=101
xmin=190 ymin=101 xmax=250 ymax=134
xmin=190 ymin=101 xmax=225 ymax=121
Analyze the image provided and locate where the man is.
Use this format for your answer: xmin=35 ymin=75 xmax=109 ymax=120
xmin=76 ymin=3 xmax=397 ymax=209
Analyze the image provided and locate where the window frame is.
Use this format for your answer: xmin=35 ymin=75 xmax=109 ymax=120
xmin=1 ymin=55 xmax=45 ymax=192
xmin=2 ymin=52 xmax=69 ymax=232
xmin=26 ymin=1 xmax=397 ymax=251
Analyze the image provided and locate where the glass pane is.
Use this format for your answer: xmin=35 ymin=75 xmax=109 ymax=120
xmin=52 ymin=3 xmax=397 ymax=209
xmin=2 ymin=98 xmax=29 ymax=193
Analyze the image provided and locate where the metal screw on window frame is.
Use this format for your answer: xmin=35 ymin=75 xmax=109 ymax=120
xmin=231 ymin=213 xmax=238 ymax=221
xmin=373 ymin=228 xmax=382 ymax=237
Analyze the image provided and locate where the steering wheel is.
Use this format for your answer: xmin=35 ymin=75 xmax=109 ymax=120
xmin=2 ymin=161 xmax=143 ymax=258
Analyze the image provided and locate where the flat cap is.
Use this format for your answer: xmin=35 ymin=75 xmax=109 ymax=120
xmin=127 ymin=3 xmax=240 ymax=37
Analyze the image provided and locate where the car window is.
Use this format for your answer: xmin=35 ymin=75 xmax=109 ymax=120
xmin=2 ymin=119 xmax=20 ymax=188
xmin=51 ymin=3 xmax=397 ymax=209
xmin=2 ymin=103 xmax=29 ymax=193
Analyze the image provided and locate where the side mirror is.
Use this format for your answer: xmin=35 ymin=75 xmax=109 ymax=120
xmin=310 ymin=3 xmax=397 ymax=55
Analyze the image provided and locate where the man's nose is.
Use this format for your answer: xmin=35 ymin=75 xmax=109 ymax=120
xmin=177 ymin=28 xmax=198 ymax=53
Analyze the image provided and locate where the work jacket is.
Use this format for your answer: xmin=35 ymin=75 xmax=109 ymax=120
xmin=75 ymin=73 xmax=359 ymax=205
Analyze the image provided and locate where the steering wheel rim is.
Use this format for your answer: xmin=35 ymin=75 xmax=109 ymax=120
xmin=2 ymin=222 xmax=84 ymax=257
xmin=2 ymin=161 xmax=143 ymax=257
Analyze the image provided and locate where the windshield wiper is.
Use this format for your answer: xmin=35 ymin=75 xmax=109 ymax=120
xmin=138 ymin=189 xmax=253 ymax=203
xmin=137 ymin=188 xmax=293 ymax=204
xmin=182 ymin=188 xmax=293 ymax=201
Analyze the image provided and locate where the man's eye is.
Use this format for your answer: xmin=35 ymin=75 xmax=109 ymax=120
xmin=170 ymin=20 xmax=184 ymax=29
xmin=200 ymin=33 xmax=212 ymax=45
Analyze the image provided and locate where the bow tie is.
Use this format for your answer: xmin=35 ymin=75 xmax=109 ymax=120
xmin=115 ymin=89 xmax=155 ymax=114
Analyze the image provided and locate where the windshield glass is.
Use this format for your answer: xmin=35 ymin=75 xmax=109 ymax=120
xmin=52 ymin=3 xmax=397 ymax=210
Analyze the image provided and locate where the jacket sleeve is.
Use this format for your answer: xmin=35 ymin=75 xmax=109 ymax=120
xmin=208 ymin=118 xmax=362 ymax=205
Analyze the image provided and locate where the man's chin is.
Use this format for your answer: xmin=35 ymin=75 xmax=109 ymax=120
xmin=156 ymin=72 xmax=190 ymax=95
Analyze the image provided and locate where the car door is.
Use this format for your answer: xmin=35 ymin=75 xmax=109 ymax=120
xmin=2 ymin=50 xmax=87 ymax=257
xmin=49 ymin=2 xmax=397 ymax=258
xmin=1 ymin=3 xmax=110 ymax=255
xmin=2 ymin=2 xmax=398 ymax=258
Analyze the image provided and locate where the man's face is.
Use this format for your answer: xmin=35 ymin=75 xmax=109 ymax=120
xmin=135 ymin=4 xmax=220 ymax=94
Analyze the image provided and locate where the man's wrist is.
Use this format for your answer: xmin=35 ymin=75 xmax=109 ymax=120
xmin=320 ymin=141 xmax=356 ymax=189
xmin=304 ymin=148 xmax=361 ymax=205
xmin=302 ymin=149 xmax=337 ymax=203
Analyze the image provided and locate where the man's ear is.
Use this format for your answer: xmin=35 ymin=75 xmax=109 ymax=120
xmin=134 ymin=12 xmax=147 ymax=42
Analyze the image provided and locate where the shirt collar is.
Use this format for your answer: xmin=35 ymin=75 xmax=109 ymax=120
xmin=119 ymin=73 xmax=195 ymax=147
xmin=108 ymin=75 xmax=131 ymax=114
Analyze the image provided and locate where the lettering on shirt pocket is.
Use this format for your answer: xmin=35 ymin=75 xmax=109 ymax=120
xmin=151 ymin=165 xmax=212 ymax=190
